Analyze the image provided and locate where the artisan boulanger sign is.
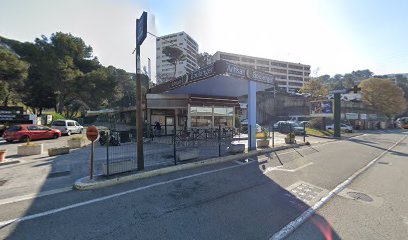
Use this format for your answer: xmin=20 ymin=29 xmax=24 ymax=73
xmin=167 ymin=60 xmax=275 ymax=90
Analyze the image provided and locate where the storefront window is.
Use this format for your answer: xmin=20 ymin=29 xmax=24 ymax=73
xmin=191 ymin=106 xmax=212 ymax=116
xmin=214 ymin=116 xmax=233 ymax=127
xmin=191 ymin=116 xmax=212 ymax=127
xmin=214 ymin=107 xmax=226 ymax=116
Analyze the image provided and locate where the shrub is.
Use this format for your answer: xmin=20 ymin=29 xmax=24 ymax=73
xmin=308 ymin=118 xmax=323 ymax=129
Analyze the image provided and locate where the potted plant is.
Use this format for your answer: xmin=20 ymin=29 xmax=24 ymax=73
xmin=0 ymin=149 xmax=6 ymax=162
xmin=17 ymin=139 xmax=43 ymax=155
xmin=67 ymin=136 xmax=86 ymax=149
xmin=257 ymin=129 xmax=270 ymax=148
xmin=285 ymin=132 xmax=296 ymax=144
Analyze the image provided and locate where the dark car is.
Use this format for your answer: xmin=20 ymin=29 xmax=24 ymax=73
xmin=2 ymin=124 xmax=62 ymax=143
xmin=277 ymin=121 xmax=306 ymax=135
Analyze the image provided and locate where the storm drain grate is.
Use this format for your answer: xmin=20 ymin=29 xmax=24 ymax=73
xmin=347 ymin=192 xmax=373 ymax=202
xmin=48 ymin=171 xmax=70 ymax=178
xmin=0 ymin=180 xmax=7 ymax=186
xmin=377 ymin=161 xmax=389 ymax=165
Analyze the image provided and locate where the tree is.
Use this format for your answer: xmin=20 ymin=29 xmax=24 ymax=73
xmin=196 ymin=52 xmax=211 ymax=68
xmin=0 ymin=47 xmax=29 ymax=105
xmin=360 ymin=78 xmax=407 ymax=117
xmin=162 ymin=46 xmax=185 ymax=78
xmin=300 ymin=78 xmax=329 ymax=99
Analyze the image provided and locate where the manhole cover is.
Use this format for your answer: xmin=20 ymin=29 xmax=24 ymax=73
xmin=347 ymin=192 xmax=373 ymax=202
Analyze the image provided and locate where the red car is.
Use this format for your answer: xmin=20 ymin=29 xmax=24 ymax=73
xmin=3 ymin=124 xmax=62 ymax=143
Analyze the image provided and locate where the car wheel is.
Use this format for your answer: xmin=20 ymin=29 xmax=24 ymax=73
xmin=53 ymin=133 xmax=59 ymax=139
xmin=79 ymin=129 xmax=83 ymax=134
xmin=6 ymin=139 xmax=13 ymax=143
xmin=67 ymin=131 xmax=71 ymax=136
xmin=19 ymin=135 xmax=29 ymax=143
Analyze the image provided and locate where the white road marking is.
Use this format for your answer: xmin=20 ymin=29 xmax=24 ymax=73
xmin=0 ymin=187 xmax=72 ymax=206
xmin=269 ymin=134 xmax=407 ymax=240
xmin=263 ymin=162 xmax=313 ymax=174
xmin=0 ymin=162 xmax=245 ymax=228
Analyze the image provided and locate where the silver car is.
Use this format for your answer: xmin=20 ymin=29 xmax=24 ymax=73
xmin=51 ymin=120 xmax=83 ymax=136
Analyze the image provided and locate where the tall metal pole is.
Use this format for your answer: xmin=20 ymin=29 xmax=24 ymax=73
xmin=136 ymin=44 xmax=144 ymax=170
xmin=334 ymin=93 xmax=341 ymax=138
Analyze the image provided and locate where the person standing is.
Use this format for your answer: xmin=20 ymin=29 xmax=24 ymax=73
xmin=154 ymin=121 xmax=162 ymax=137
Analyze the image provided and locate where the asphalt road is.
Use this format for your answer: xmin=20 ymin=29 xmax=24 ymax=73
xmin=0 ymin=130 xmax=406 ymax=239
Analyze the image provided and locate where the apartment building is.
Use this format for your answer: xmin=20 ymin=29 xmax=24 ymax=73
xmin=156 ymin=32 xmax=199 ymax=83
xmin=212 ymin=51 xmax=311 ymax=92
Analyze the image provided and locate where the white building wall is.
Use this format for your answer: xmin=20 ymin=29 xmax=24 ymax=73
xmin=156 ymin=32 xmax=199 ymax=83
xmin=212 ymin=51 xmax=311 ymax=92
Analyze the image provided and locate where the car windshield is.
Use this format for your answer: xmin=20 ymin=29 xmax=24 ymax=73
xmin=7 ymin=125 xmax=22 ymax=131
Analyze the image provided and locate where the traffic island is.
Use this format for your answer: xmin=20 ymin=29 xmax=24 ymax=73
xmin=74 ymin=142 xmax=309 ymax=190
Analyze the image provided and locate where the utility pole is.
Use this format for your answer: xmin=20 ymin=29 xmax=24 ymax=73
xmin=136 ymin=12 xmax=147 ymax=170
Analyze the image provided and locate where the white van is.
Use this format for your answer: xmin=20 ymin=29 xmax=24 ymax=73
xmin=51 ymin=120 xmax=83 ymax=136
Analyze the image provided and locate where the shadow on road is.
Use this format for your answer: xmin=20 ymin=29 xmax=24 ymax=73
xmin=1 ymin=141 xmax=343 ymax=240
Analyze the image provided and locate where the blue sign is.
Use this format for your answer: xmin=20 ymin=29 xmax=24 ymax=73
xmin=136 ymin=12 xmax=147 ymax=45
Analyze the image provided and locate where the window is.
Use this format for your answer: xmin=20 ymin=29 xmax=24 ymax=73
xmin=288 ymin=70 xmax=303 ymax=76
xmin=28 ymin=126 xmax=38 ymax=131
xmin=220 ymin=54 xmax=240 ymax=61
xmin=52 ymin=121 xmax=65 ymax=126
xmin=241 ymin=57 xmax=255 ymax=63
xmin=191 ymin=116 xmax=212 ymax=127
xmin=257 ymin=66 xmax=269 ymax=71
xmin=214 ymin=116 xmax=233 ymax=127
xmin=288 ymin=64 xmax=303 ymax=70
xmin=190 ymin=106 xmax=212 ymax=116
xmin=67 ymin=122 xmax=75 ymax=126
xmin=7 ymin=125 xmax=22 ymax=131
xmin=270 ymin=62 xmax=287 ymax=68
xmin=256 ymin=60 xmax=269 ymax=65
xmin=288 ymin=81 xmax=304 ymax=86
xmin=270 ymin=68 xmax=287 ymax=74
xmin=289 ymin=76 xmax=303 ymax=81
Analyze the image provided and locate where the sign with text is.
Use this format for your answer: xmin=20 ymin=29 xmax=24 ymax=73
xmin=310 ymin=100 xmax=334 ymax=117
xmin=346 ymin=113 xmax=359 ymax=120
xmin=136 ymin=11 xmax=147 ymax=45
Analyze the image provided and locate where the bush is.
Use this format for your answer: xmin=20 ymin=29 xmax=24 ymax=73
xmin=308 ymin=118 xmax=323 ymax=129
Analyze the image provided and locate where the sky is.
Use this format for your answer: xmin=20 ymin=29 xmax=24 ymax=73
xmin=1 ymin=0 xmax=407 ymax=82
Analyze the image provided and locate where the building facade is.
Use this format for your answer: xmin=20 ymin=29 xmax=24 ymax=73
xmin=212 ymin=51 xmax=311 ymax=92
xmin=156 ymin=32 xmax=199 ymax=83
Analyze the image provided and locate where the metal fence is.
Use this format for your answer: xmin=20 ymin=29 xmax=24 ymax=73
xmin=94 ymin=116 xmax=308 ymax=177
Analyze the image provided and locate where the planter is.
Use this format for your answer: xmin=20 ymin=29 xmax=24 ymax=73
xmin=228 ymin=144 xmax=245 ymax=154
xmin=17 ymin=144 xmax=43 ymax=155
xmin=284 ymin=137 xmax=296 ymax=144
xmin=257 ymin=139 xmax=269 ymax=148
xmin=48 ymin=147 xmax=70 ymax=156
xmin=67 ymin=139 xmax=86 ymax=149
xmin=0 ymin=149 xmax=6 ymax=162
xmin=177 ymin=149 xmax=199 ymax=161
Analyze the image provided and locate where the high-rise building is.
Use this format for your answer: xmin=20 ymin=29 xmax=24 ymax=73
xmin=212 ymin=51 xmax=311 ymax=92
xmin=156 ymin=31 xmax=199 ymax=83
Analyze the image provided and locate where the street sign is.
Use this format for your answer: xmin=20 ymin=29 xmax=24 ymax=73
xmin=346 ymin=113 xmax=359 ymax=120
xmin=136 ymin=11 xmax=147 ymax=45
xmin=86 ymin=126 xmax=99 ymax=142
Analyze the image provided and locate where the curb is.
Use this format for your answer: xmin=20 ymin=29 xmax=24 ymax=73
xmin=74 ymin=142 xmax=309 ymax=190
xmin=307 ymin=133 xmax=363 ymax=139
xmin=0 ymin=160 xmax=20 ymax=166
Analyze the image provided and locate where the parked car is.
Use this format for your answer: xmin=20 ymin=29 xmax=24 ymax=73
xmin=3 ymin=124 xmax=61 ymax=142
xmin=273 ymin=121 xmax=287 ymax=130
xmin=241 ymin=123 xmax=263 ymax=133
xmin=277 ymin=121 xmax=306 ymax=135
xmin=326 ymin=123 xmax=353 ymax=133
xmin=299 ymin=121 xmax=309 ymax=127
xmin=51 ymin=120 xmax=83 ymax=136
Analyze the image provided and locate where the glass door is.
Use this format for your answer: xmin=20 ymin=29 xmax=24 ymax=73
xmin=165 ymin=116 xmax=175 ymax=135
